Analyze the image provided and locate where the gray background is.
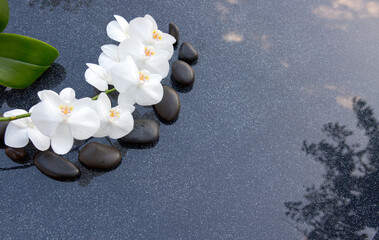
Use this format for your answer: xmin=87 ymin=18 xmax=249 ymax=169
xmin=1 ymin=0 xmax=378 ymax=239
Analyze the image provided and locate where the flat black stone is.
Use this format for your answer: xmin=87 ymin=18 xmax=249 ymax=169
xmin=5 ymin=147 xmax=28 ymax=163
xmin=0 ymin=113 xmax=9 ymax=145
xmin=34 ymin=151 xmax=80 ymax=181
xmin=120 ymin=119 xmax=160 ymax=144
xmin=153 ymin=86 xmax=180 ymax=124
xmin=169 ymin=22 xmax=179 ymax=46
xmin=79 ymin=142 xmax=121 ymax=170
xmin=171 ymin=60 xmax=195 ymax=87
xmin=178 ymin=42 xmax=199 ymax=64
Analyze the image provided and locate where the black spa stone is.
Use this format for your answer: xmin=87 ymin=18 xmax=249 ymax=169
xmin=34 ymin=151 xmax=80 ymax=181
xmin=79 ymin=142 xmax=121 ymax=170
xmin=171 ymin=60 xmax=195 ymax=87
xmin=178 ymin=42 xmax=198 ymax=64
xmin=153 ymin=86 xmax=180 ymax=123
xmin=5 ymin=147 xmax=27 ymax=162
xmin=169 ymin=22 xmax=179 ymax=46
xmin=120 ymin=119 xmax=160 ymax=144
xmin=0 ymin=113 xmax=9 ymax=145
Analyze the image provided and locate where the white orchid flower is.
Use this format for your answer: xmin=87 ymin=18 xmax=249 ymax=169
xmin=118 ymin=37 xmax=170 ymax=78
xmin=85 ymin=63 xmax=112 ymax=91
xmin=92 ymin=93 xmax=135 ymax=139
xmin=129 ymin=14 xmax=176 ymax=59
xmin=98 ymin=44 xmax=120 ymax=70
xmin=106 ymin=15 xmax=130 ymax=42
xmin=110 ymin=56 xmax=163 ymax=106
xmin=31 ymin=88 xmax=100 ymax=155
xmin=4 ymin=109 xmax=50 ymax=151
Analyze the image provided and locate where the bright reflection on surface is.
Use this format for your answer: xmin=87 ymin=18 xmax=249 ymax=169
xmin=313 ymin=0 xmax=379 ymax=20
xmin=336 ymin=95 xmax=355 ymax=109
xmin=222 ymin=32 xmax=244 ymax=42
xmin=324 ymin=85 xmax=359 ymax=110
xmin=215 ymin=2 xmax=229 ymax=15
xmin=254 ymin=34 xmax=271 ymax=50
xmin=280 ymin=60 xmax=290 ymax=68
xmin=215 ymin=1 xmax=247 ymax=43
xmin=227 ymin=0 xmax=240 ymax=4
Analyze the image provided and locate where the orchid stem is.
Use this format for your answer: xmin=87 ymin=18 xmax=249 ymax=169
xmin=0 ymin=113 xmax=31 ymax=122
xmin=91 ymin=88 xmax=116 ymax=100
xmin=0 ymin=88 xmax=117 ymax=122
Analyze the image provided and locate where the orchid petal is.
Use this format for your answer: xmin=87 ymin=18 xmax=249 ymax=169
xmin=129 ymin=17 xmax=153 ymax=44
xmin=118 ymin=103 xmax=135 ymax=113
xmin=85 ymin=64 xmax=109 ymax=91
xmin=4 ymin=109 xmax=28 ymax=117
xmin=94 ymin=93 xmax=112 ymax=121
xmin=98 ymin=53 xmax=118 ymax=69
xmin=31 ymin=101 xmax=63 ymax=137
xmin=136 ymin=80 xmax=164 ymax=106
xmin=93 ymin=122 xmax=110 ymax=138
xmin=161 ymin=44 xmax=174 ymax=59
xmin=68 ymin=102 xmax=100 ymax=140
xmin=86 ymin=63 xmax=108 ymax=79
xmin=114 ymin=15 xmax=129 ymax=33
xmin=101 ymin=44 xmax=119 ymax=60
xmin=51 ymin=124 xmax=73 ymax=155
xmin=118 ymin=38 xmax=144 ymax=63
xmin=118 ymin=92 xmax=137 ymax=105
xmin=37 ymin=90 xmax=61 ymax=106
xmin=59 ymin=88 xmax=76 ymax=102
xmin=145 ymin=54 xmax=170 ymax=77
xmin=144 ymin=14 xmax=158 ymax=30
xmin=108 ymin=111 xmax=134 ymax=139
xmin=4 ymin=123 xmax=29 ymax=148
xmin=106 ymin=15 xmax=129 ymax=42
xmin=85 ymin=68 xmax=109 ymax=91
xmin=110 ymin=57 xmax=139 ymax=93
xmin=161 ymin=33 xmax=177 ymax=45
xmin=28 ymin=127 xmax=50 ymax=151
xmin=4 ymin=109 xmax=29 ymax=128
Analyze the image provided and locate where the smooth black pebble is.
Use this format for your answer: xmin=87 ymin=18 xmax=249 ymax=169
xmin=120 ymin=119 xmax=160 ymax=144
xmin=154 ymin=86 xmax=180 ymax=123
xmin=5 ymin=147 xmax=28 ymax=162
xmin=34 ymin=151 xmax=80 ymax=181
xmin=0 ymin=113 xmax=9 ymax=145
xmin=171 ymin=60 xmax=195 ymax=87
xmin=179 ymin=42 xmax=199 ymax=64
xmin=79 ymin=142 xmax=121 ymax=170
xmin=169 ymin=22 xmax=179 ymax=46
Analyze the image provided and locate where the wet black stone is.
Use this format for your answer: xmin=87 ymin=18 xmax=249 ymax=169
xmin=0 ymin=113 xmax=9 ymax=145
xmin=169 ymin=22 xmax=179 ymax=46
xmin=171 ymin=60 xmax=195 ymax=87
xmin=79 ymin=142 xmax=121 ymax=170
xmin=120 ymin=119 xmax=160 ymax=144
xmin=153 ymin=86 xmax=180 ymax=124
xmin=34 ymin=151 xmax=81 ymax=181
xmin=178 ymin=42 xmax=199 ymax=64
xmin=5 ymin=147 xmax=28 ymax=163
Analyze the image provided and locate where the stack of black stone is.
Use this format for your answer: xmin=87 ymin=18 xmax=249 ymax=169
xmin=0 ymin=22 xmax=199 ymax=182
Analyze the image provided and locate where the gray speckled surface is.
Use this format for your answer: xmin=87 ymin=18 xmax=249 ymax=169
xmin=1 ymin=0 xmax=378 ymax=239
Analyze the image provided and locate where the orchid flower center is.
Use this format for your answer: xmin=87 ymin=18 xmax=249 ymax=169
xmin=59 ymin=103 xmax=73 ymax=116
xmin=152 ymin=30 xmax=163 ymax=41
xmin=144 ymin=46 xmax=155 ymax=57
xmin=138 ymin=70 xmax=150 ymax=85
xmin=109 ymin=109 xmax=120 ymax=121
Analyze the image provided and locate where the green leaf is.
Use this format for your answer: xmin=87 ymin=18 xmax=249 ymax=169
xmin=0 ymin=57 xmax=49 ymax=89
xmin=0 ymin=33 xmax=59 ymax=89
xmin=0 ymin=33 xmax=59 ymax=66
xmin=0 ymin=0 xmax=9 ymax=33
